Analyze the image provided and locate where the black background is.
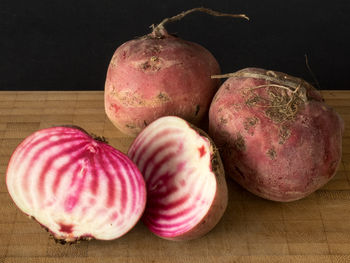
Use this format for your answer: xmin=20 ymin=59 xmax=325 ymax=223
xmin=1 ymin=0 xmax=349 ymax=91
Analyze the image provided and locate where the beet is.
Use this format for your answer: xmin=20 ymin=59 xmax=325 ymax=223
xmin=128 ymin=116 xmax=228 ymax=240
xmin=6 ymin=126 xmax=146 ymax=243
xmin=105 ymin=7 xmax=248 ymax=136
xmin=209 ymin=68 xmax=344 ymax=202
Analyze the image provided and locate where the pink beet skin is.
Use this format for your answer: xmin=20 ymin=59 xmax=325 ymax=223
xmin=105 ymin=28 xmax=220 ymax=136
xmin=209 ymin=68 xmax=344 ymax=202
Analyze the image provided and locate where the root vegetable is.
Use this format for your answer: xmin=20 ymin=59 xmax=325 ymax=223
xmin=128 ymin=116 xmax=227 ymax=240
xmin=6 ymin=126 xmax=146 ymax=243
xmin=209 ymin=68 xmax=344 ymax=202
xmin=105 ymin=7 xmax=248 ymax=136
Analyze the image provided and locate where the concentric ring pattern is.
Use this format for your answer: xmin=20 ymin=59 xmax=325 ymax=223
xmin=6 ymin=126 xmax=146 ymax=241
xmin=128 ymin=117 xmax=217 ymax=238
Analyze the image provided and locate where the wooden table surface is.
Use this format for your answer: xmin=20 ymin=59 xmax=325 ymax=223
xmin=0 ymin=91 xmax=349 ymax=263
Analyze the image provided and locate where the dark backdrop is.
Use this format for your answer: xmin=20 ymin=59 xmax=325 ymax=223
xmin=1 ymin=0 xmax=349 ymax=91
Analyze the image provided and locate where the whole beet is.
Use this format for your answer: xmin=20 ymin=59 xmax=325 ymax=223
xmin=105 ymin=28 xmax=220 ymax=135
xmin=104 ymin=8 xmax=248 ymax=136
xmin=209 ymin=68 xmax=344 ymax=202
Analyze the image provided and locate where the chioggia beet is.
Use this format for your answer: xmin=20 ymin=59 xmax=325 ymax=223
xmin=6 ymin=126 xmax=146 ymax=243
xmin=105 ymin=7 xmax=248 ymax=136
xmin=209 ymin=68 xmax=344 ymax=202
xmin=128 ymin=116 xmax=228 ymax=240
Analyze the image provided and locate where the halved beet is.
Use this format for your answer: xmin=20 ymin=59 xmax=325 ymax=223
xmin=6 ymin=126 xmax=146 ymax=243
xmin=128 ymin=116 xmax=227 ymax=240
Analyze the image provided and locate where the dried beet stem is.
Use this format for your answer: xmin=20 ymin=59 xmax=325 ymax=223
xmin=305 ymin=54 xmax=321 ymax=90
xmin=212 ymin=69 xmax=314 ymax=123
xmin=212 ymin=71 xmax=309 ymax=92
xmin=151 ymin=7 xmax=249 ymax=38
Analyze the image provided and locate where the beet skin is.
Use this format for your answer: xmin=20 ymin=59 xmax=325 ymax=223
xmin=105 ymin=28 xmax=220 ymax=136
xmin=209 ymin=68 xmax=344 ymax=202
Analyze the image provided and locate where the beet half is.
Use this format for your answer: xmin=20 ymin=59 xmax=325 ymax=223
xmin=128 ymin=116 xmax=228 ymax=240
xmin=6 ymin=126 xmax=146 ymax=243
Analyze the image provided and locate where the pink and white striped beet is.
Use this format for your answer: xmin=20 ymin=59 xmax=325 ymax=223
xmin=128 ymin=116 xmax=228 ymax=241
xmin=6 ymin=126 xmax=146 ymax=243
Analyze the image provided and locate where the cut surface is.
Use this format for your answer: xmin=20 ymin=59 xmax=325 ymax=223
xmin=128 ymin=116 xmax=226 ymax=239
xmin=6 ymin=126 xmax=146 ymax=242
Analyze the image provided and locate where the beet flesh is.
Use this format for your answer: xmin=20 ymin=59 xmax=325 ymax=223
xmin=128 ymin=116 xmax=227 ymax=240
xmin=6 ymin=126 xmax=146 ymax=242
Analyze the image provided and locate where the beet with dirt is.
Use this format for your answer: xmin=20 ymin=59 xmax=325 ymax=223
xmin=209 ymin=67 xmax=344 ymax=202
xmin=104 ymin=8 xmax=248 ymax=136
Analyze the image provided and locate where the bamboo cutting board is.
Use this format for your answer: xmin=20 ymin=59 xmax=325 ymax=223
xmin=0 ymin=91 xmax=349 ymax=263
